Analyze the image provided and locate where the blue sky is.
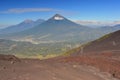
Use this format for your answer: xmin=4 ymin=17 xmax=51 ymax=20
xmin=0 ymin=0 xmax=120 ymax=28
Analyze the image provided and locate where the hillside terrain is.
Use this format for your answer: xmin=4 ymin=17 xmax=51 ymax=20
xmin=65 ymin=30 xmax=120 ymax=56
xmin=82 ymin=30 xmax=120 ymax=53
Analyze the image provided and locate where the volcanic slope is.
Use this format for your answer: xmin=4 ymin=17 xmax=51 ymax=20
xmin=81 ymin=30 xmax=120 ymax=53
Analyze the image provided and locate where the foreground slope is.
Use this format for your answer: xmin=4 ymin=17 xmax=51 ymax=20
xmin=0 ymin=54 xmax=118 ymax=80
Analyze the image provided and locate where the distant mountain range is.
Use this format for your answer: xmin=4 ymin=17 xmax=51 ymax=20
xmin=97 ymin=24 xmax=120 ymax=33
xmin=0 ymin=19 xmax=45 ymax=34
xmin=0 ymin=14 xmax=116 ymax=44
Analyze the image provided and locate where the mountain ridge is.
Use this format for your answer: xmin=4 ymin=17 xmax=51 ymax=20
xmin=1 ymin=14 xmax=120 ymax=44
xmin=0 ymin=14 xmax=95 ymax=43
xmin=0 ymin=19 xmax=45 ymax=34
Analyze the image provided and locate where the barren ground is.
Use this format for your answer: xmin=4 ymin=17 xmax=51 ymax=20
xmin=0 ymin=54 xmax=119 ymax=80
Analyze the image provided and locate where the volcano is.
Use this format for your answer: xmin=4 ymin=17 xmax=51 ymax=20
xmin=0 ymin=14 xmax=105 ymax=43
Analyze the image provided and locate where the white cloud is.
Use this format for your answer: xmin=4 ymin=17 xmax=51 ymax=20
xmin=74 ymin=20 xmax=120 ymax=27
xmin=0 ymin=8 xmax=60 ymax=14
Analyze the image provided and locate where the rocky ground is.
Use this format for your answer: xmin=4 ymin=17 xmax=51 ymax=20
xmin=0 ymin=54 xmax=119 ymax=80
